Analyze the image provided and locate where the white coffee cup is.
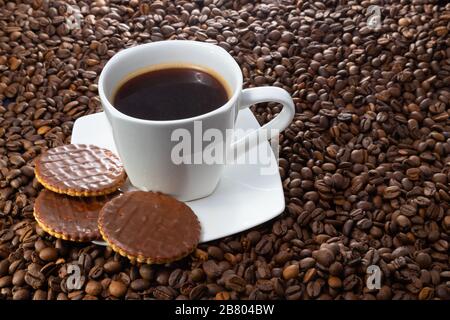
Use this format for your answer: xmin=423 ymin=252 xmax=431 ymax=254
xmin=99 ymin=41 xmax=294 ymax=201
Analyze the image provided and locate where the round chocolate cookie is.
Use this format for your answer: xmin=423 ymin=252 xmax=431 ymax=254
xmin=35 ymin=144 xmax=126 ymax=197
xmin=34 ymin=189 xmax=117 ymax=242
xmin=98 ymin=191 xmax=201 ymax=264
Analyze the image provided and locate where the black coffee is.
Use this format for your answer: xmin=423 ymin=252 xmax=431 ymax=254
xmin=113 ymin=67 xmax=229 ymax=121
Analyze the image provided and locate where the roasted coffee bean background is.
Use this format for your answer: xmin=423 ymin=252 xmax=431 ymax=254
xmin=0 ymin=0 xmax=450 ymax=300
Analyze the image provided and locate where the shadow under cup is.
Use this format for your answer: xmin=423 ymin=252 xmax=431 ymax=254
xmin=98 ymin=41 xmax=244 ymax=201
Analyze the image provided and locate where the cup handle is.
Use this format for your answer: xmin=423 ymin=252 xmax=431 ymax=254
xmin=230 ymin=87 xmax=295 ymax=154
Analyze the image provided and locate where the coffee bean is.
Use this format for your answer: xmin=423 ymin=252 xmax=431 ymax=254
xmin=384 ymin=186 xmax=401 ymax=199
xmin=139 ymin=264 xmax=153 ymax=280
xmin=396 ymin=215 xmax=411 ymax=230
xmin=85 ymin=280 xmax=103 ymax=296
xmin=12 ymin=269 xmax=26 ymax=286
xmin=189 ymin=284 xmax=208 ymax=300
xmin=418 ymin=287 xmax=434 ymax=300
xmin=299 ymin=258 xmax=316 ymax=270
xmin=156 ymin=270 xmax=169 ymax=285
xmin=343 ymin=275 xmax=361 ymax=291
xmin=207 ymin=246 xmax=224 ymax=260
xmin=350 ymin=150 xmax=365 ymax=164
xmin=0 ymin=275 xmax=12 ymax=288
xmin=130 ymin=279 xmax=150 ymax=291
xmin=224 ymin=274 xmax=246 ymax=293
xmin=33 ymin=290 xmax=48 ymax=300
xmin=203 ymin=260 xmax=221 ymax=279
xmin=255 ymin=236 xmax=273 ymax=255
xmin=282 ymin=264 xmax=299 ymax=280
xmin=398 ymin=18 xmax=410 ymax=27
xmin=246 ymin=231 xmax=261 ymax=245
xmin=328 ymin=276 xmax=342 ymax=289
xmin=303 ymin=268 xmax=317 ymax=283
xmin=306 ymin=279 xmax=323 ymax=298
xmin=329 ymin=262 xmax=343 ymax=276
xmin=215 ymin=291 xmax=230 ymax=300
xmin=88 ymin=265 xmax=103 ymax=280
xmin=25 ymin=264 xmax=45 ymax=289
xmin=0 ymin=260 xmax=9 ymax=277
xmin=13 ymin=288 xmax=30 ymax=300
xmin=109 ymin=280 xmax=127 ymax=298
xmin=168 ymin=269 xmax=186 ymax=289
xmin=312 ymin=249 xmax=334 ymax=267
xmin=415 ymin=253 xmax=432 ymax=269
xmin=285 ymin=285 xmax=303 ymax=300
xmin=104 ymin=261 xmax=121 ymax=274
xmin=190 ymin=268 xmax=205 ymax=282
xmin=153 ymin=286 xmax=176 ymax=300
xmin=39 ymin=247 xmax=58 ymax=262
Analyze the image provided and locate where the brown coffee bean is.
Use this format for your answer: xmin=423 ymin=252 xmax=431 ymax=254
xmin=0 ymin=275 xmax=12 ymax=288
xmin=255 ymin=236 xmax=273 ymax=255
xmin=153 ymin=286 xmax=177 ymax=300
xmin=350 ymin=150 xmax=365 ymax=164
xmin=130 ymin=279 xmax=150 ymax=291
xmin=328 ymin=276 xmax=342 ymax=289
xmin=415 ymin=252 xmax=432 ymax=269
xmin=207 ymin=246 xmax=224 ymax=260
xmin=306 ymin=279 xmax=323 ymax=298
xmin=103 ymin=261 xmax=121 ymax=274
xmin=168 ymin=269 xmax=187 ymax=288
xmin=384 ymin=186 xmax=401 ymax=199
xmin=312 ymin=249 xmax=334 ymax=267
xmin=139 ymin=264 xmax=153 ymax=280
xmin=224 ymin=274 xmax=246 ymax=293
xmin=376 ymin=285 xmax=392 ymax=300
xmin=282 ymin=264 xmax=299 ymax=280
xmin=25 ymin=264 xmax=45 ymax=289
xmin=418 ymin=287 xmax=434 ymax=300
xmin=12 ymin=269 xmax=26 ymax=286
xmin=285 ymin=285 xmax=303 ymax=300
xmin=0 ymin=260 xmax=10 ymax=277
xmin=189 ymin=284 xmax=208 ymax=300
xmin=303 ymin=268 xmax=317 ymax=283
xmin=39 ymin=247 xmax=58 ymax=262
xmin=88 ymin=265 xmax=103 ymax=280
xmin=396 ymin=215 xmax=411 ymax=230
xmin=329 ymin=262 xmax=343 ymax=276
xmin=203 ymin=260 xmax=221 ymax=279
xmin=299 ymin=257 xmax=316 ymax=270
xmin=190 ymin=268 xmax=205 ymax=282
xmin=13 ymin=288 xmax=30 ymax=300
xmin=215 ymin=291 xmax=230 ymax=300
xmin=85 ymin=280 xmax=103 ymax=296
xmin=33 ymin=290 xmax=48 ymax=300
xmin=109 ymin=280 xmax=127 ymax=298
xmin=155 ymin=270 xmax=170 ymax=285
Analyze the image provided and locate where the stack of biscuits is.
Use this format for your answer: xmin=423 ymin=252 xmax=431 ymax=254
xmin=33 ymin=144 xmax=201 ymax=264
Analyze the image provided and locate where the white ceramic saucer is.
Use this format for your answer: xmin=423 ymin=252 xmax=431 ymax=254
xmin=71 ymin=109 xmax=285 ymax=244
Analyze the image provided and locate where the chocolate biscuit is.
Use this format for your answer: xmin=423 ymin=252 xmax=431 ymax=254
xmin=35 ymin=144 xmax=126 ymax=196
xmin=98 ymin=191 xmax=201 ymax=264
xmin=34 ymin=189 xmax=116 ymax=242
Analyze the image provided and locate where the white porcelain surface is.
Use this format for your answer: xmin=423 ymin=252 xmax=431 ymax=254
xmin=72 ymin=111 xmax=285 ymax=243
xmin=98 ymin=41 xmax=294 ymax=201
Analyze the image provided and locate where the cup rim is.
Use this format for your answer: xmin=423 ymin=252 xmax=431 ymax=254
xmin=98 ymin=40 xmax=243 ymax=125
